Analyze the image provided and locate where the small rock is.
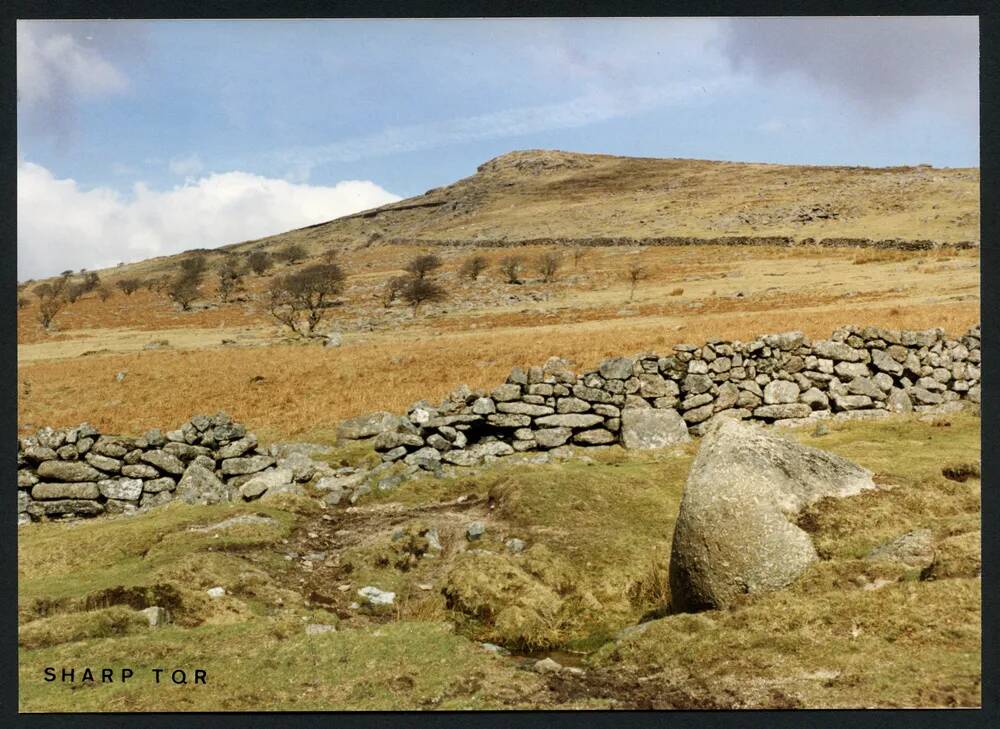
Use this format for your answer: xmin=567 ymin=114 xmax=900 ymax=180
xmin=466 ymin=521 xmax=486 ymax=541
xmin=206 ymin=587 xmax=226 ymax=599
xmin=357 ymin=586 xmax=395 ymax=607
xmin=506 ymin=538 xmax=526 ymax=554
xmin=305 ymin=623 xmax=337 ymax=635
xmin=140 ymin=606 xmax=168 ymax=627
xmin=533 ymin=657 xmax=563 ymax=674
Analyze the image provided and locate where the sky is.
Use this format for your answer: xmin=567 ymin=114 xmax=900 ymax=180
xmin=17 ymin=17 xmax=980 ymax=279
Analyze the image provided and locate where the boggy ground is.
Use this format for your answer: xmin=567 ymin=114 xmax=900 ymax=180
xmin=18 ymin=410 xmax=981 ymax=711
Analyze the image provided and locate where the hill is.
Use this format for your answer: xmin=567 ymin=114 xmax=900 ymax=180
xmin=225 ymin=149 xmax=979 ymax=258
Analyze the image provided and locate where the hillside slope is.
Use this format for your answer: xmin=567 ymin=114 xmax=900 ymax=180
xmin=226 ymin=149 xmax=979 ymax=256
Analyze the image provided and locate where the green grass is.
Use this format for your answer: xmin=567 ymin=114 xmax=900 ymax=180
xmin=19 ymin=620 xmax=546 ymax=712
xmin=18 ymin=412 xmax=981 ymax=710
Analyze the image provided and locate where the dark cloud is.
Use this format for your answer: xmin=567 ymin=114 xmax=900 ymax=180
xmin=722 ymin=17 xmax=978 ymax=118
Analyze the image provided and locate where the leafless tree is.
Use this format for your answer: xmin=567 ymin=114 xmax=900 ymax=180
xmin=248 ymin=250 xmax=273 ymax=276
xmin=266 ymin=262 xmax=346 ymax=336
xmin=627 ymin=261 xmax=647 ymax=302
xmin=116 ymin=278 xmax=142 ymax=296
xmin=404 ymin=253 xmax=442 ymax=280
xmin=279 ymin=243 xmax=308 ymax=264
xmin=401 ymin=276 xmax=445 ymax=315
xmin=382 ymin=275 xmax=409 ymax=307
xmin=65 ymin=282 xmax=89 ymax=303
xmin=216 ymin=257 xmax=245 ymax=302
xmin=33 ymin=278 xmax=69 ymax=330
xmin=166 ymin=275 xmax=202 ymax=311
xmin=499 ymin=255 xmax=523 ymax=284
xmin=165 ymin=255 xmax=208 ymax=311
xmin=538 ymin=251 xmax=562 ymax=283
xmin=460 ymin=255 xmax=488 ymax=281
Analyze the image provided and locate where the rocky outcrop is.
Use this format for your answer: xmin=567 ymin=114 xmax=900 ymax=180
xmin=668 ymin=418 xmax=877 ymax=613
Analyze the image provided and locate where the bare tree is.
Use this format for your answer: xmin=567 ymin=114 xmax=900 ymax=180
xmin=382 ymin=275 xmax=409 ymax=307
xmin=216 ymin=257 xmax=245 ymax=303
xmin=537 ymin=251 xmax=562 ymax=283
xmin=404 ymin=253 xmax=442 ymax=280
xmin=626 ymin=260 xmax=647 ymax=302
xmin=179 ymin=255 xmax=208 ymax=278
xmin=165 ymin=255 xmax=208 ymax=311
xmin=116 ymin=278 xmax=141 ymax=296
xmin=33 ymin=279 xmax=69 ymax=330
xmin=266 ymin=262 xmax=346 ymax=336
xmin=460 ymin=255 xmax=488 ymax=281
xmin=65 ymin=282 xmax=88 ymax=303
xmin=499 ymin=255 xmax=523 ymax=284
xmin=401 ymin=276 xmax=445 ymax=315
xmin=166 ymin=275 xmax=202 ymax=311
xmin=280 ymin=243 xmax=308 ymax=264
xmin=247 ymin=250 xmax=273 ymax=276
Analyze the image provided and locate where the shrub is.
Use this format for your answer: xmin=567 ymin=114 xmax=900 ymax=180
xmin=166 ymin=275 xmax=202 ymax=311
xmin=116 ymin=278 xmax=141 ymax=296
xmin=499 ymin=255 xmax=523 ymax=284
xmin=400 ymin=276 xmax=446 ymax=315
xmin=247 ymin=250 xmax=273 ymax=276
xmin=96 ymin=285 xmax=112 ymax=302
xmin=279 ymin=243 xmax=308 ymax=264
xmin=669 ymin=287 xmax=684 ymax=296
xmin=216 ymin=257 xmax=245 ymax=303
xmin=627 ymin=261 xmax=647 ymax=301
xmin=17 ymin=296 xmax=28 ymax=310
xmin=538 ymin=251 xmax=562 ymax=283
xmin=382 ymin=275 xmax=409 ymax=307
xmin=459 ymin=255 xmax=488 ymax=281
xmin=266 ymin=262 xmax=346 ymax=336
xmin=404 ymin=253 xmax=442 ymax=280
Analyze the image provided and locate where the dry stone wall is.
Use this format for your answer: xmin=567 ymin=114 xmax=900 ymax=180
xmin=18 ymin=324 xmax=980 ymax=524
xmin=345 ymin=323 xmax=980 ymax=469
xmin=387 ymin=235 xmax=978 ymax=252
xmin=16 ymin=413 xmax=344 ymax=525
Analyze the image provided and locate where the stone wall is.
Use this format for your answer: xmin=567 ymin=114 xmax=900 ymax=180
xmin=385 ymin=235 xmax=978 ymax=251
xmin=345 ymin=324 xmax=980 ymax=470
xmin=16 ymin=413 xmax=342 ymax=525
xmin=18 ymin=324 xmax=981 ymax=524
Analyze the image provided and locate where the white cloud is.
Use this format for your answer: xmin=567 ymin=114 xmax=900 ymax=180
xmin=17 ymin=22 xmax=129 ymax=130
xmin=169 ymin=154 xmax=204 ymax=177
xmin=17 ymin=161 xmax=402 ymax=280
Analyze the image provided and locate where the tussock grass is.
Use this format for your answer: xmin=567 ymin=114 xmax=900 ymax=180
xmin=19 ymin=621 xmax=546 ymax=712
xmin=17 ymin=413 xmax=981 ymax=709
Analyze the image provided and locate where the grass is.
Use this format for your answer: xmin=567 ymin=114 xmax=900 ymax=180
xmin=19 ymin=621 xmax=547 ymax=712
xmin=17 ymin=412 xmax=981 ymax=709
xmin=590 ymin=412 xmax=982 ymax=708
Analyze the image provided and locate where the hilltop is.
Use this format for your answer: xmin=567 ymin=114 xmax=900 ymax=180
xmin=82 ymin=150 xmax=980 ymax=282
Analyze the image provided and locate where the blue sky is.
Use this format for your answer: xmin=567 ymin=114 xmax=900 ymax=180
xmin=17 ymin=17 xmax=979 ymax=278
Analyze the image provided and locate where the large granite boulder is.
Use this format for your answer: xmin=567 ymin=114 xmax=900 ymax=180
xmin=620 ymin=408 xmax=690 ymax=449
xmin=668 ymin=418 xmax=875 ymax=612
